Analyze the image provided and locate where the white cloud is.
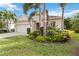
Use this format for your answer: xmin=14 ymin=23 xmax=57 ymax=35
xmin=0 ymin=3 xmax=22 ymax=11
xmin=48 ymin=10 xmax=61 ymax=16
xmin=48 ymin=9 xmax=79 ymax=18
xmin=64 ymin=10 xmax=79 ymax=18
xmin=0 ymin=3 xmax=10 ymax=7
xmin=48 ymin=8 xmax=61 ymax=16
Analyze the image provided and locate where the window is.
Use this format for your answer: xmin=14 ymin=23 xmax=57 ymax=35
xmin=27 ymin=28 xmax=30 ymax=34
xmin=51 ymin=21 xmax=55 ymax=28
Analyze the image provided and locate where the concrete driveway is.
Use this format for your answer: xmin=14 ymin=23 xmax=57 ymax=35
xmin=0 ymin=32 xmax=23 ymax=38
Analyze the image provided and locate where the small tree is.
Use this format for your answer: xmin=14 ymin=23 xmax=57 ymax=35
xmin=71 ymin=20 xmax=79 ymax=32
xmin=64 ymin=18 xmax=72 ymax=29
xmin=71 ymin=13 xmax=79 ymax=32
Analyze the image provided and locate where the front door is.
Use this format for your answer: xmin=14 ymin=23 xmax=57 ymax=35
xmin=27 ymin=28 xmax=30 ymax=34
xmin=36 ymin=23 xmax=39 ymax=30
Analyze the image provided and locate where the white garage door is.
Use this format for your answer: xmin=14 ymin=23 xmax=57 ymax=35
xmin=16 ymin=24 xmax=30 ymax=35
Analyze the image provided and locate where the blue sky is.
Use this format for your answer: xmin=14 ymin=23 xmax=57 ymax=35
xmin=0 ymin=3 xmax=79 ymax=18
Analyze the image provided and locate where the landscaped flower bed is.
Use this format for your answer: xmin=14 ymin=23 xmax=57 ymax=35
xmin=27 ymin=28 xmax=71 ymax=42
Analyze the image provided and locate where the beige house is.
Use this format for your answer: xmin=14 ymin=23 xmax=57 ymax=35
xmin=48 ymin=16 xmax=62 ymax=29
xmin=15 ymin=14 xmax=62 ymax=35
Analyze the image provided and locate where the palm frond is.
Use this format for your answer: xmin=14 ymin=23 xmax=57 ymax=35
xmin=23 ymin=3 xmax=33 ymax=14
xmin=28 ymin=11 xmax=36 ymax=21
xmin=60 ymin=3 xmax=66 ymax=8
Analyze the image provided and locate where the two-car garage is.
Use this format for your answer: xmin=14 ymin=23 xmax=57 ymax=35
xmin=15 ymin=24 xmax=30 ymax=35
xmin=15 ymin=23 xmax=31 ymax=35
xmin=15 ymin=15 xmax=31 ymax=35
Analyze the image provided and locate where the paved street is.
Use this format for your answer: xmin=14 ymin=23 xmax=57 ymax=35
xmin=0 ymin=32 xmax=24 ymax=38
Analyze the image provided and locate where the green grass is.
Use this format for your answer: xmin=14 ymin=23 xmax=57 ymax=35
xmin=71 ymin=33 xmax=79 ymax=41
xmin=0 ymin=33 xmax=79 ymax=56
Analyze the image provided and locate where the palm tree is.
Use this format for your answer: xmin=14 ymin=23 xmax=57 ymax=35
xmin=23 ymin=3 xmax=41 ymax=30
xmin=0 ymin=10 xmax=16 ymax=31
xmin=23 ymin=3 xmax=33 ymax=14
xmin=3 ymin=10 xmax=10 ymax=31
xmin=23 ymin=3 xmax=40 ymax=16
xmin=8 ymin=11 xmax=16 ymax=23
xmin=23 ymin=3 xmax=36 ymax=31
xmin=3 ymin=10 xmax=16 ymax=31
xmin=0 ymin=11 xmax=4 ymax=29
xmin=60 ymin=3 xmax=66 ymax=30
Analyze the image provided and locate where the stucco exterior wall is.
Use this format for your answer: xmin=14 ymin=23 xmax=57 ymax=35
xmin=48 ymin=19 xmax=62 ymax=29
xmin=15 ymin=15 xmax=62 ymax=35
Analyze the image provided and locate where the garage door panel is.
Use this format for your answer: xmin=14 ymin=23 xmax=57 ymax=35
xmin=16 ymin=24 xmax=30 ymax=34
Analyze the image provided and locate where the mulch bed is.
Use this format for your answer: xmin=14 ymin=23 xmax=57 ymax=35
xmin=72 ymin=47 xmax=79 ymax=56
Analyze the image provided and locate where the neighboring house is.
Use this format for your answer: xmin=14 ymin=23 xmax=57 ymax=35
xmin=7 ymin=19 xmax=15 ymax=32
xmin=15 ymin=14 xmax=62 ymax=35
xmin=5 ymin=19 xmax=15 ymax=32
xmin=0 ymin=19 xmax=15 ymax=32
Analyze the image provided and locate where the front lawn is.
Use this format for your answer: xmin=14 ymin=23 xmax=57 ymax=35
xmin=71 ymin=33 xmax=79 ymax=41
xmin=0 ymin=33 xmax=79 ymax=56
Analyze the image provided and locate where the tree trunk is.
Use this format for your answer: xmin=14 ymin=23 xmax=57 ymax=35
xmin=7 ymin=20 xmax=8 ymax=31
xmin=30 ymin=19 xmax=32 ymax=32
xmin=44 ymin=3 xmax=47 ymax=36
xmin=7 ymin=15 xmax=9 ymax=32
xmin=39 ymin=4 xmax=41 ymax=30
xmin=61 ymin=7 xmax=64 ymax=30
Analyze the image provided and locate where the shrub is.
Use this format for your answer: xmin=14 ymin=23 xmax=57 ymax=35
xmin=36 ymin=36 xmax=46 ymax=42
xmin=54 ymin=33 xmax=64 ymax=42
xmin=46 ymin=28 xmax=69 ymax=42
xmin=28 ymin=30 xmax=41 ymax=40
xmin=71 ymin=20 xmax=79 ymax=33
xmin=27 ymin=33 xmax=34 ymax=40
xmin=75 ymin=29 xmax=79 ymax=33
xmin=63 ymin=30 xmax=71 ymax=41
xmin=46 ymin=29 xmax=59 ymax=42
xmin=46 ymin=29 xmax=54 ymax=37
xmin=28 ymin=28 xmax=70 ymax=42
